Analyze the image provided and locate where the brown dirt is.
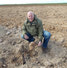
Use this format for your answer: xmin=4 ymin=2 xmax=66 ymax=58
xmin=0 ymin=4 xmax=67 ymax=46
xmin=0 ymin=4 xmax=67 ymax=68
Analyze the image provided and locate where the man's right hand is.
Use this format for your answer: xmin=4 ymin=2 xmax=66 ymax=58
xmin=24 ymin=34 xmax=29 ymax=39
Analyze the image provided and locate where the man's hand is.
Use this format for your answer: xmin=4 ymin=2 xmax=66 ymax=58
xmin=38 ymin=41 xmax=42 ymax=46
xmin=24 ymin=34 xmax=29 ymax=39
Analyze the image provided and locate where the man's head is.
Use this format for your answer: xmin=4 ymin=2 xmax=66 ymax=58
xmin=27 ymin=11 xmax=34 ymax=22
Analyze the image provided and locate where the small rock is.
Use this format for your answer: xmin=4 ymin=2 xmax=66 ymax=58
xmin=44 ymin=61 xmax=52 ymax=67
xmin=57 ymin=38 xmax=65 ymax=44
xmin=12 ymin=41 xmax=16 ymax=45
xmin=2 ymin=64 xmax=7 ymax=68
xmin=12 ymin=57 xmax=18 ymax=62
xmin=35 ymin=61 xmax=40 ymax=64
xmin=62 ymin=45 xmax=65 ymax=47
xmin=17 ymin=40 xmax=22 ymax=44
xmin=6 ymin=31 xmax=11 ymax=35
xmin=0 ymin=39 xmax=3 ymax=43
xmin=0 ymin=58 xmax=7 ymax=68
xmin=47 ymin=64 xmax=54 ymax=68
xmin=40 ymin=66 xmax=46 ymax=68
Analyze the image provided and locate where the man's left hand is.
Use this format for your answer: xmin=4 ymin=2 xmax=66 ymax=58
xmin=38 ymin=41 xmax=42 ymax=46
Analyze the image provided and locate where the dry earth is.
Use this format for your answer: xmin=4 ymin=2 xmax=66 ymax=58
xmin=0 ymin=4 xmax=67 ymax=68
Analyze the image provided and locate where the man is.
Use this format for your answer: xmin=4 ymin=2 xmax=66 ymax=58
xmin=21 ymin=11 xmax=51 ymax=48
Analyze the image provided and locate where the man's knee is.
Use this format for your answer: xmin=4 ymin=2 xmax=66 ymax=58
xmin=21 ymin=34 xmax=35 ymax=42
xmin=43 ymin=31 xmax=51 ymax=39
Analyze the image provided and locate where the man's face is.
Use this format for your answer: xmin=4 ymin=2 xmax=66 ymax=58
xmin=27 ymin=13 xmax=34 ymax=22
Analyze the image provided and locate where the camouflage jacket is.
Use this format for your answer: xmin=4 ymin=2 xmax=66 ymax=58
xmin=22 ymin=15 xmax=43 ymax=41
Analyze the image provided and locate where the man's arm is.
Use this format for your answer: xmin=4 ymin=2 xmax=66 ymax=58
xmin=22 ymin=23 xmax=29 ymax=39
xmin=22 ymin=23 xmax=27 ymax=36
xmin=38 ymin=20 xmax=43 ymax=42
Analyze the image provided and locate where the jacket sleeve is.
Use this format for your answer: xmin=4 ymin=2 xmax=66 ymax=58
xmin=22 ymin=23 xmax=27 ymax=36
xmin=38 ymin=20 xmax=43 ymax=41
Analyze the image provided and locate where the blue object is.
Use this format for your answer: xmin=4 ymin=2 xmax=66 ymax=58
xmin=42 ymin=30 xmax=51 ymax=48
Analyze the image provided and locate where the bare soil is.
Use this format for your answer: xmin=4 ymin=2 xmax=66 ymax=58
xmin=0 ymin=4 xmax=67 ymax=68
